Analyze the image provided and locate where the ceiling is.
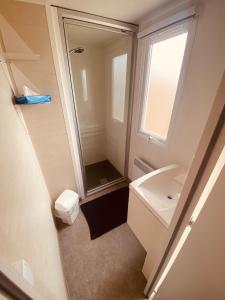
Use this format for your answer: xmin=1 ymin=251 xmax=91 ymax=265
xmin=16 ymin=0 xmax=175 ymax=23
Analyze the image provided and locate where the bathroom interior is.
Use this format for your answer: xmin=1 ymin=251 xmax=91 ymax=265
xmin=0 ymin=0 xmax=224 ymax=300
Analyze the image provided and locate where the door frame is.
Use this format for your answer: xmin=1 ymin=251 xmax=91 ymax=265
xmin=46 ymin=5 xmax=138 ymax=199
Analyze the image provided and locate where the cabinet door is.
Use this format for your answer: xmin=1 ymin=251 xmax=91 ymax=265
xmin=127 ymin=191 xmax=167 ymax=278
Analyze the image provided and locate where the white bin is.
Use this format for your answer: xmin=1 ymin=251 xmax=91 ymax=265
xmin=55 ymin=190 xmax=79 ymax=225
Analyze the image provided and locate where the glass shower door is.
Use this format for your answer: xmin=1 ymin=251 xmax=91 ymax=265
xmin=64 ymin=20 xmax=133 ymax=192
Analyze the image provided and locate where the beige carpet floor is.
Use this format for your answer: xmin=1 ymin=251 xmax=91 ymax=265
xmin=57 ymin=212 xmax=147 ymax=300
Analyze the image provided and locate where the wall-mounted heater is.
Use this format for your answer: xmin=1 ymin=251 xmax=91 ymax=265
xmin=132 ymin=157 xmax=155 ymax=180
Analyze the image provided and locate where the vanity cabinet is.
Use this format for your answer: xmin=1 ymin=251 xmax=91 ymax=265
xmin=127 ymin=190 xmax=168 ymax=279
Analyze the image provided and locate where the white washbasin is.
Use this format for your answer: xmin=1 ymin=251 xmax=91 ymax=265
xmin=129 ymin=165 xmax=186 ymax=227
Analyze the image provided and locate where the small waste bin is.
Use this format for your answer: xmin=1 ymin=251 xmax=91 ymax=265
xmin=54 ymin=190 xmax=79 ymax=225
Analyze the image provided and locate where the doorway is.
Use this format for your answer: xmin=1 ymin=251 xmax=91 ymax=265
xmin=61 ymin=14 xmax=136 ymax=195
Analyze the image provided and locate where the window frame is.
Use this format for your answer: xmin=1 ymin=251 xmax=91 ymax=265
xmin=138 ymin=19 xmax=195 ymax=145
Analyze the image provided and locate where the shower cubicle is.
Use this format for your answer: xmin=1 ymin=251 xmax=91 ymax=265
xmin=59 ymin=9 xmax=137 ymax=196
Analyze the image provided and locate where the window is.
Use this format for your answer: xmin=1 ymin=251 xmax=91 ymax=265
xmin=140 ymin=24 xmax=189 ymax=142
xmin=112 ymin=53 xmax=127 ymax=122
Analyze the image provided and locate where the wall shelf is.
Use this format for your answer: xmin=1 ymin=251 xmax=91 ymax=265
xmin=0 ymin=52 xmax=40 ymax=62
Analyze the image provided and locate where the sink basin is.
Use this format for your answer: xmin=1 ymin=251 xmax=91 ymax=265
xmin=129 ymin=165 xmax=186 ymax=227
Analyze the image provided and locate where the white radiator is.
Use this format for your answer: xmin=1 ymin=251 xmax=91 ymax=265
xmin=132 ymin=157 xmax=154 ymax=180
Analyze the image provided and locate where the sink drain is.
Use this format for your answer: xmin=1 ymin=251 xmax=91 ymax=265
xmin=167 ymin=195 xmax=173 ymax=200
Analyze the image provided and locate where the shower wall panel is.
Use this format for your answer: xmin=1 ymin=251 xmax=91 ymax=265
xmin=104 ymin=37 xmax=132 ymax=175
xmin=70 ymin=45 xmax=106 ymax=165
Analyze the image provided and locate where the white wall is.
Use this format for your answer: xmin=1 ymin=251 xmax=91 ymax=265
xmin=0 ymin=65 xmax=68 ymax=300
xmin=70 ymin=45 xmax=106 ymax=129
xmin=0 ymin=1 xmax=76 ymax=200
xmin=128 ymin=0 xmax=225 ymax=178
xmin=69 ymin=44 xmax=106 ymax=165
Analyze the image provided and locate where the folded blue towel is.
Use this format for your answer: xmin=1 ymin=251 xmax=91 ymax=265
xmin=15 ymin=95 xmax=51 ymax=104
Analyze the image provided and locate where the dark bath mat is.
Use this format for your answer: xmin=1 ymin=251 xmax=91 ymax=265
xmin=81 ymin=187 xmax=129 ymax=239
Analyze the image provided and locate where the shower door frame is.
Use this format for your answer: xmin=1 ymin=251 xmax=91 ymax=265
xmin=52 ymin=7 xmax=138 ymax=198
